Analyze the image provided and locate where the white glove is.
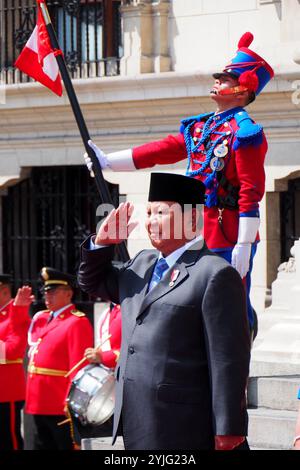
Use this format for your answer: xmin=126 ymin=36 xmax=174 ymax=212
xmin=84 ymin=140 xmax=135 ymax=174
xmin=231 ymin=217 xmax=260 ymax=278
xmin=84 ymin=140 xmax=109 ymax=177
xmin=231 ymin=243 xmax=252 ymax=278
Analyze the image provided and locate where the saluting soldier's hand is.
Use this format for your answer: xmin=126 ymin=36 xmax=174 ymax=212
xmin=14 ymin=286 xmax=35 ymax=307
xmin=84 ymin=347 xmax=103 ymax=364
xmin=95 ymin=202 xmax=138 ymax=246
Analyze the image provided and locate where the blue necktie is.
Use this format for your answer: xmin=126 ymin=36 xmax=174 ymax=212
xmin=149 ymin=258 xmax=169 ymax=291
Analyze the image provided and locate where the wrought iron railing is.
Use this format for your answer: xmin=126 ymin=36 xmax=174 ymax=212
xmin=0 ymin=0 xmax=122 ymax=85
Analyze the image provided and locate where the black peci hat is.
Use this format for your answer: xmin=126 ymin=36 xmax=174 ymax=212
xmin=148 ymin=173 xmax=206 ymax=207
xmin=0 ymin=274 xmax=12 ymax=286
xmin=39 ymin=267 xmax=76 ymax=292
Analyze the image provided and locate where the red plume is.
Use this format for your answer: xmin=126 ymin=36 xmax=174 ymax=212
xmin=239 ymin=70 xmax=259 ymax=92
xmin=238 ymin=32 xmax=254 ymax=49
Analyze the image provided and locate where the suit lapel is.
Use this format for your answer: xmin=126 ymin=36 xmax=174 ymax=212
xmin=128 ymin=253 xmax=157 ymax=320
xmin=137 ymin=239 xmax=206 ymax=318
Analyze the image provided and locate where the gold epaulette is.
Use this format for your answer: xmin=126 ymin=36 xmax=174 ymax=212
xmin=70 ymin=309 xmax=85 ymax=317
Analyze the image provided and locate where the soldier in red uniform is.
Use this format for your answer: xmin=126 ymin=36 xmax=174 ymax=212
xmin=84 ymin=32 xmax=274 ymax=337
xmin=25 ymin=267 xmax=93 ymax=450
xmin=70 ymin=303 xmax=121 ymax=445
xmin=0 ymin=274 xmax=33 ymax=450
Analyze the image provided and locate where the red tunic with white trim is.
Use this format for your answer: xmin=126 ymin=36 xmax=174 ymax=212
xmin=132 ymin=113 xmax=267 ymax=250
xmin=25 ymin=304 xmax=93 ymax=415
xmin=0 ymin=300 xmax=30 ymax=402
xmin=98 ymin=304 xmax=121 ymax=369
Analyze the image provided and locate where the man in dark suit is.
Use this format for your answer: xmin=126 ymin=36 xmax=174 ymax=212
xmin=78 ymin=172 xmax=251 ymax=450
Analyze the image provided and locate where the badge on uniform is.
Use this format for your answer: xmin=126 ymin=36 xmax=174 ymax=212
xmin=213 ymin=143 xmax=228 ymax=158
xmin=210 ymin=157 xmax=225 ymax=172
xmin=169 ymin=269 xmax=180 ymax=287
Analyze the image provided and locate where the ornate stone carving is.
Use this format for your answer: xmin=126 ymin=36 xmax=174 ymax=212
xmin=278 ymin=258 xmax=296 ymax=273
xmin=61 ymin=0 xmax=81 ymax=16
xmin=277 ymin=243 xmax=297 ymax=273
xmin=65 ymin=51 xmax=79 ymax=74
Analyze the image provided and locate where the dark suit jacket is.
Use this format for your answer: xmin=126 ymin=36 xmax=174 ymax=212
xmin=78 ymin=238 xmax=250 ymax=450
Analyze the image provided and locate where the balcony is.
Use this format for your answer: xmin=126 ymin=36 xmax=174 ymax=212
xmin=0 ymin=0 xmax=122 ymax=85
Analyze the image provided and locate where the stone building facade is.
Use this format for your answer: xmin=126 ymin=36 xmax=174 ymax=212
xmin=0 ymin=0 xmax=300 ymax=314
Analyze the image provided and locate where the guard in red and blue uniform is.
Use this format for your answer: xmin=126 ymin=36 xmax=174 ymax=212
xmin=0 ymin=275 xmax=32 ymax=450
xmin=84 ymin=32 xmax=274 ymax=339
xmin=25 ymin=267 xmax=93 ymax=450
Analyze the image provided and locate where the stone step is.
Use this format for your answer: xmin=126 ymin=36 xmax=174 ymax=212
xmin=248 ymin=408 xmax=297 ymax=450
xmin=250 ymin=360 xmax=300 ymax=377
xmin=248 ymin=376 xmax=300 ymax=411
xmin=81 ymin=436 xmax=124 ymax=450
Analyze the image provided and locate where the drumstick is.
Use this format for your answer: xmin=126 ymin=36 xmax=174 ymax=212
xmin=64 ymin=334 xmax=112 ymax=378
xmin=57 ymin=418 xmax=71 ymax=426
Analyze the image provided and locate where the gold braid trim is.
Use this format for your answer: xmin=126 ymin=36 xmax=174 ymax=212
xmin=0 ymin=359 xmax=23 ymax=365
xmin=27 ymin=365 xmax=68 ymax=376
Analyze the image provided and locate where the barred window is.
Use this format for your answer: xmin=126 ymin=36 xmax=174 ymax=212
xmin=0 ymin=0 xmax=122 ymax=84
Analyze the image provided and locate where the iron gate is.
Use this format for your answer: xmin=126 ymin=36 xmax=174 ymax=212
xmin=2 ymin=165 xmax=119 ymax=315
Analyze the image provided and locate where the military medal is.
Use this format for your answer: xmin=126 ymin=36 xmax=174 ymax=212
xmin=214 ymin=144 xmax=228 ymax=158
xmin=169 ymin=269 xmax=180 ymax=287
xmin=210 ymin=157 xmax=225 ymax=172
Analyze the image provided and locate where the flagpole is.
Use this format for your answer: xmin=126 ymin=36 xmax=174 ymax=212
xmin=39 ymin=2 xmax=130 ymax=262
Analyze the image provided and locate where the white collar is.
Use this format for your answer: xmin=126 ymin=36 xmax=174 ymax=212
xmin=159 ymin=234 xmax=203 ymax=269
xmin=51 ymin=303 xmax=73 ymax=319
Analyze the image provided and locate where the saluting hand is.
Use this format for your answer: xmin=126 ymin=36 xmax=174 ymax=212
xmin=94 ymin=202 xmax=138 ymax=246
xmin=14 ymin=286 xmax=35 ymax=307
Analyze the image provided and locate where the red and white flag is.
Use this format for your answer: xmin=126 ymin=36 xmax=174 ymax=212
xmin=15 ymin=1 xmax=63 ymax=96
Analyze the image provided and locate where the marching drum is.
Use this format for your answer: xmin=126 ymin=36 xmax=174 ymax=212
xmin=67 ymin=364 xmax=115 ymax=425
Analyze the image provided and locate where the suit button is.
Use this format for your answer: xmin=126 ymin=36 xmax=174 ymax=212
xmin=136 ymin=319 xmax=142 ymax=325
xmin=129 ymin=346 xmax=135 ymax=354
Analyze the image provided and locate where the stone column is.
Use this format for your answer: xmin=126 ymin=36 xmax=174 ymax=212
xmin=120 ymin=0 xmax=171 ymax=75
xmin=152 ymin=0 xmax=171 ymax=73
xmin=281 ymin=0 xmax=300 ymax=42
xmin=120 ymin=0 xmax=153 ymax=75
